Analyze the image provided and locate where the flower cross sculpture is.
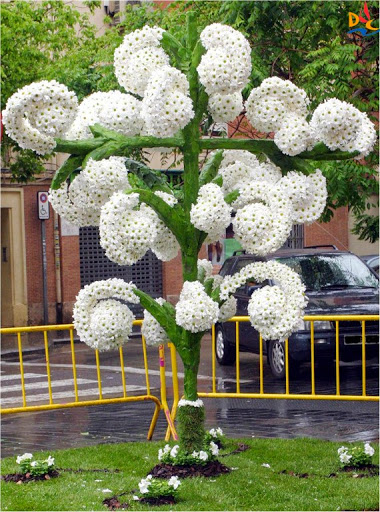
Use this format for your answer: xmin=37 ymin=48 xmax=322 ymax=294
xmin=3 ymin=15 xmax=376 ymax=454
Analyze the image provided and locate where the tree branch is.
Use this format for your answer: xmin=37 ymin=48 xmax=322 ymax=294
xmin=126 ymin=187 xmax=187 ymax=247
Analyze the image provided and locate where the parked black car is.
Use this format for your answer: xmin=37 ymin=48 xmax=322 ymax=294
xmin=216 ymin=247 xmax=379 ymax=378
xmin=360 ymin=254 xmax=379 ymax=275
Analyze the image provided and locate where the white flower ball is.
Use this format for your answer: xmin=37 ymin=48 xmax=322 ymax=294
xmin=140 ymin=191 xmax=180 ymax=261
xmin=310 ymin=98 xmax=376 ymax=157
xmin=208 ymin=92 xmax=243 ymax=122
xmin=175 ymin=281 xmax=220 ymax=333
xmin=218 ymin=295 xmax=237 ymax=322
xmin=66 ymin=91 xmax=143 ymax=140
xmin=141 ymin=66 xmax=194 ymax=137
xmin=73 ymin=278 xmax=139 ymax=351
xmin=89 ymin=299 xmax=135 ymax=351
xmin=274 ymin=115 xmax=316 ymax=155
xmin=99 ymin=192 xmax=156 ymax=265
xmin=246 ymin=77 xmax=309 ymax=133
xmin=273 ymin=169 xmax=327 ymax=224
xmin=190 ymin=184 xmax=232 ymax=243
xmin=141 ymin=298 xmax=168 ymax=346
xmin=2 ymin=80 xmax=78 ymax=154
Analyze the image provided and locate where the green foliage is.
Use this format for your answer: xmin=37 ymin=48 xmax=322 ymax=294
xmin=351 ymin=211 xmax=379 ymax=243
xmin=2 ymin=440 xmax=379 ymax=511
xmin=7 ymin=149 xmax=51 ymax=184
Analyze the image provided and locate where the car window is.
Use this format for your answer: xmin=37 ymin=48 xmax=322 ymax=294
xmin=276 ymin=254 xmax=379 ymax=291
xmin=232 ymin=258 xmax=258 ymax=275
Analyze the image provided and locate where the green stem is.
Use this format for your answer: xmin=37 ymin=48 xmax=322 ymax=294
xmin=199 ymin=138 xmax=359 ymax=161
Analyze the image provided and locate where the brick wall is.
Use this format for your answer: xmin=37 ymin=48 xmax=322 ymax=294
xmin=24 ymin=185 xmax=57 ymax=325
xmin=304 ymin=207 xmax=349 ymax=250
xmin=60 ymin=235 xmax=81 ymax=323
xmin=162 ymin=245 xmax=208 ymax=304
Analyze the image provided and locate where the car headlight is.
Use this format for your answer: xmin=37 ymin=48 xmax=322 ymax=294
xmin=298 ymin=320 xmax=331 ymax=331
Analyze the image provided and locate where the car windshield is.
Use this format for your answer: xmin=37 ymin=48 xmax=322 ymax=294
xmin=276 ymin=254 xmax=379 ymax=291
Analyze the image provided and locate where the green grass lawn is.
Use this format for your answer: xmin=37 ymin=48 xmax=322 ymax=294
xmin=1 ymin=438 xmax=378 ymax=511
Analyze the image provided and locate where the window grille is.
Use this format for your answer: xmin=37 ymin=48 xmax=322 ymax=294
xmin=79 ymin=226 xmax=162 ymax=316
xmin=283 ymin=224 xmax=304 ymax=249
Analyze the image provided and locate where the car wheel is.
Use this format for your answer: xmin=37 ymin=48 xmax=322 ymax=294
xmin=267 ymin=340 xmax=300 ymax=379
xmin=215 ymin=327 xmax=236 ymax=365
xmin=268 ymin=340 xmax=286 ymax=379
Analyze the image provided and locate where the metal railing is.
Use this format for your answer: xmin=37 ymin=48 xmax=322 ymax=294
xmin=2 ymin=315 xmax=378 ymax=443
xmin=165 ymin=315 xmax=379 ymax=439
xmin=0 ymin=322 xmax=178 ymax=441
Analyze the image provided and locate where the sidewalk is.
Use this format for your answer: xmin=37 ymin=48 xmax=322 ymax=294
xmin=1 ymin=397 xmax=378 ymax=458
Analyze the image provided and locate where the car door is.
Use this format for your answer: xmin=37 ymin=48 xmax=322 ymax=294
xmin=235 ymin=280 xmax=262 ymax=353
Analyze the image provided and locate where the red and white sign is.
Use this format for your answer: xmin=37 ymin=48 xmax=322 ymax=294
xmin=37 ymin=191 xmax=50 ymax=220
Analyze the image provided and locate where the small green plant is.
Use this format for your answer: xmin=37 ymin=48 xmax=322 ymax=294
xmin=338 ymin=443 xmax=375 ymax=467
xmin=136 ymin=474 xmax=180 ymax=500
xmin=16 ymin=453 xmax=55 ymax=476
xmin=158 ymin=441 xmax=219 ymax=466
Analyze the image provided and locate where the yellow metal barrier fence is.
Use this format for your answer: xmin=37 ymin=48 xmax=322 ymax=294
xmin=2 ymin=316 xmax=378 ymax=442
xmin=0 ymin=322 xmax=178 ymax=441
xmin=165 ymin=314 xmax=379 ymax=440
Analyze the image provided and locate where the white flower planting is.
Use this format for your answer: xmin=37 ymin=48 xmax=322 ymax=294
xmin=2 ymin=80 xmax=77 ymax=154
xmin=364 ymin=443 xmax=375 ymax=457
xmin=274 ymin=114 xmax=316 ymax=156
xmin=140 ymin=191 xmax=180 ymax=261
xmin=208 ymin=92 xmax=243 ymax=123
xmin=218 ymin=295 xmax=237 ymax=322
xmin=246 ymin=77 xmax=309 ymax=133
xmin=141 ymin=66 xmax=194 ymax=137
xmin=16 ymin=453 xmax=33 ymax=464
xmin=273 ymin=169 xmax=327 ymax=224
xmin=138 ymin=474 xmax=153 ymax=494
xmin=158 ymin=444 xmax=171 ymax=461
xmin=176 ymin=281 xmax=219 ymax=333
xmin=190 ymin=184 xmax=232 ymax=242
xmin=168 ymin=476 xmax=181 ymax=490
xmin=99 ymin=192 xmax=155 ymax=265
xmin=198 ymin=24 xmax=251 ymax=95
xmin=170 ymin=445 xmax=180 ymax=459
xmin=73 ymin=278 xmax=139 ymax=351
xmin=219 ymin=260 xmax=307 ymax=341
xmin=310 ymin=98 xmax=376 ymax=157
xmin=141 ymin=298 xmax=168 ymax=346
xmin=337 ymin=443 xmax=376 ymax=467
xmin=209 ymin=427 xmax=223 ymax=438
xmin=49 ymin=156 xmax=130 ymax=227
xmin=66 ymin=91 xmax=143 ymax=140
xmin=209 ymin=441 xmax=219 ymax=456
xmin=114 ymin=25 xmax=168 ymax=96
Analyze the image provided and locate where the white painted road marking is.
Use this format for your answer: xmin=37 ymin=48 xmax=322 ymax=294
xmin=1 ymin=378 xmax=96 ymax=393
xmin=1 ymin=385 xmax=155 ymax=405
xmin=1 ymin=373 xmax=47 ymax=381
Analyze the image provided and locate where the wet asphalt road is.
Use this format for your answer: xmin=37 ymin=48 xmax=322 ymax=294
xmin=1 ymin=335 xmax=378 ymax=457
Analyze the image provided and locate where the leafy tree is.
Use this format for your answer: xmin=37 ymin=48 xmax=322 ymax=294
xmin=1 ymin=0 xmax=102 ymax=182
